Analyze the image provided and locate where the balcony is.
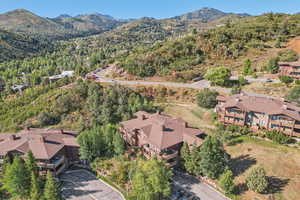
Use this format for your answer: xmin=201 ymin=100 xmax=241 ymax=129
xmin=159 ymin=149 xmax=178 ymax=160
xmin=225 ymin=112 xmax=245 ymax=119
xmin=166 ymin=160 xmax=177 ymax=168
xmin=294 ymin=124 xmax=300 ymax=129
xmin=270 ymin=120 xmax=294 ymax=128
xmin=224 ymin=118 xmax=245 ymax=126
xmin=38 ymin=155 xmax=65 ymax=169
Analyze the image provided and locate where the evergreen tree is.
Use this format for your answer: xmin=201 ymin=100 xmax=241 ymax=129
xmin=30 ymin=171 xmax=41 ymax=200
xmin=87 ymin=82 xmax=103 ymax=126
xmin=219 ymin=170 xmax=235 ymax=194
xmin=44 ymin=171 xmax=60 ymax=200
xmin=113 ymin=131 xmax=125 ymax=156
xmin=200 ymin=136 xmax=229 ymax=179
xmin=3 ymin=156 xmax=30 ymax=198
xmin=26 ymin=151 xmax=39 ymax=175
xmin=130 ymin=159 xmax=172 ymax=200
xmin=243 ymin=59 xmax=253 ymax=75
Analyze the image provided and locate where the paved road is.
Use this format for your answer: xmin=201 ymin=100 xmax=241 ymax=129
xmin=94 ymin=67 xmax=275 ymax=99
xmin=172 ymin=171 xmax=228 ymax=200
xmin=60 ymin=170 xmax=124 ymax=200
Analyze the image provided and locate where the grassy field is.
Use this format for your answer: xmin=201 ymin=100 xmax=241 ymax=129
xmin=164 ymin=103 xmax=300 ymax=200
xmin=161 ymin=103 xmax=215 ymax=134
xmin=227 ymin=136 xmax=300 ymax=200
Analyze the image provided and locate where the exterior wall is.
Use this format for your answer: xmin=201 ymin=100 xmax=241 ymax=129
xmin=279 ymin=65 xmax=300 ymax=79
xmin=120 ymin=127 xmax=181 ymax=167
xmin=217 ymin=105 xmax=299 ymax=137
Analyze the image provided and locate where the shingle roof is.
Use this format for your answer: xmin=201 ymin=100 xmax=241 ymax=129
xmin=0 ymin=128 xmax=79 ymax=160
xmin=218 ymin=93 xmax=300 ymax=121
xmin=121 ymin=112 xmax=204 ymax=150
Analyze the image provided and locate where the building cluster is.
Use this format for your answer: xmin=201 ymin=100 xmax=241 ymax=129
xmin=1 ymin=93 xmax=300 ymax=173
xmin=216 ymin=93 xmax=300 ymax=137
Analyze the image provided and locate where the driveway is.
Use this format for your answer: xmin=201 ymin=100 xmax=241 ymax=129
xmin=60 ymin=170 xmax=124 ymax=200
xmin=172 ymin=171 xmax=228 ymax=200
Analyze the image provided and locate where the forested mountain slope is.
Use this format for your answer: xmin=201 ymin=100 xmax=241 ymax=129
xmin=118 ymin=13 xmax=300 ymax=78
xmin=0 ymin=29 xmax=53 ymax=62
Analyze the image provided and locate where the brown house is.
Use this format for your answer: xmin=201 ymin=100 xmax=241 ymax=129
xmin=279 ymin=61 xmax=300 ymax=79
xmin=120 ymin=111 xmax=206 ymax=167
xmin=0 ymin=128 xmax=80 ymax=176
xmin=216 ymin=93 xmax=300 ymax=137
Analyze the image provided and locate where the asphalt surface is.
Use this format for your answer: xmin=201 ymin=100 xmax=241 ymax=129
xmin=95 ymin=67 xmax=276 ymax=98
xmin=60 ymin=170 xmax=124 ymax=200
xmin=172 ymin=171 xmax=228 ymax=200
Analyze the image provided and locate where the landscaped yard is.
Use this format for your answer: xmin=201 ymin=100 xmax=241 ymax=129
xmin=164 ymin=103 xmax=300 ymax=200
xmin=227 ymin=137 xmax=300 ymax=200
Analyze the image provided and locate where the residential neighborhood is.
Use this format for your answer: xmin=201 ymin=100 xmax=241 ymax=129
xmin=1 ymin=1 xmax=300 ymax=200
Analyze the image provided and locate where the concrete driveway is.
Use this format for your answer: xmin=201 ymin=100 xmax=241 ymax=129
xmin=60 ymin=170 xmax=124 ymax=200
xmin=172 ymin=171 xmax=228 ymax=200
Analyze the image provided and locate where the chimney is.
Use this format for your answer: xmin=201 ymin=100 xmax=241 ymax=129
xmin=60 ymin=129 xmax=65 ymax=134
xmin=282 ymin=104 xmax=288 ymax=110
xmin=8 ymin=135 xmax=17 ymax=141
xmin=235 ymin=98 xmax=241 ymax=102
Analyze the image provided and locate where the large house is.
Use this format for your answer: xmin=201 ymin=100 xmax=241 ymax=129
xmin=120 ymin=111 xmax=206 ymax=167
xmin=216 ymin=93 xmax=300 ymax=137
xmin=279 ymin=61 xmax=300 ymax=79
xmin=0 ymin=128 xmax=79 ymax=176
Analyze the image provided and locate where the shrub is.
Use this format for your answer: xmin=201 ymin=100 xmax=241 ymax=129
xmin=196 ymin=88 xmax=219 ymax=109
xmin=286 ymin=86 xmax=300 ymax=106
xmin=278 ymin=49 xmax=299 ymax=62
xmin=279 ymin=75 xmax=294 ymax=85
xmin=219 ymin=170 xmax=235 ymax=194
xmin=246 ymin=166 xmax=269 ymax=193
xmin=265 ymin=130 xmax=291 ymax=144
xmin=295 ymin=80 xmax=300 ymax=85
xmin=267 ymin=57 xmax=279 ymax=74
xmin=204 ymin=67 xmax=231 ymax=86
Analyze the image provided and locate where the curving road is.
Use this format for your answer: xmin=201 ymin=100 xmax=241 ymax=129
xmin=94 ymin=67 xmax=276 ymax=98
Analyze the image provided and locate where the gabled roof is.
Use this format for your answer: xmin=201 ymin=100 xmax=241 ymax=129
xmin=121 ymin=112 xmax=205 ymax=150
xmin=0 ymin=128 xmax=79 ymax=160
xmin=218 ymin=93 xmax=300 ymax=121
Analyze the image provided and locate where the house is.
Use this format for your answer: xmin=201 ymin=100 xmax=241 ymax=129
xmin=216 ymin=93 xmax=300 ymax=137
xmin=11 ymin=84 xmax=28 ymax=92
xmin=279 ymin=61 xmax=300 ymax=79
xmin=49 ymin=71 xmax=75 ymax=81
xmin=120 ymin=111 xmax=206 ymax=167
xmin=0 ymin=128 xmax=80 ymax=176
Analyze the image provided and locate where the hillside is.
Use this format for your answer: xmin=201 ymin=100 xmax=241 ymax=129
xmin=51 ymin=13 xmax=125 ymax=35
xmin=0 ymin=29 xmax=52 ymax=62
xmin=0 ymin=9 xmax=124 ymax=40
xmin=173 ymin=7 xmax=249 ymax=22
xmin=117 ymin=13 xmax=300 ymax=79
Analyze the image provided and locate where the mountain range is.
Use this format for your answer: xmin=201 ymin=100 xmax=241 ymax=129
xmin=0 ymin=8 xmax=250 ymax=40
xmin=0 ymin=7 xmax=250 ymax=63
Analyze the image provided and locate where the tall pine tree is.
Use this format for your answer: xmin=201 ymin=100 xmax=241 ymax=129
xmin=30 ymin=171 xmax=41 ymax=200
xmin=200 ymin=136 xmax=229 ymax=179
xmin=44 ymin=171 xmax=60 ymax=200
xmin=3 ymin=156 xmax=30 ymax=198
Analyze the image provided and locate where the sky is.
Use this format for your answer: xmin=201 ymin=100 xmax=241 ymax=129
xmin=0 ymin=0 xmax=300 ymax=19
